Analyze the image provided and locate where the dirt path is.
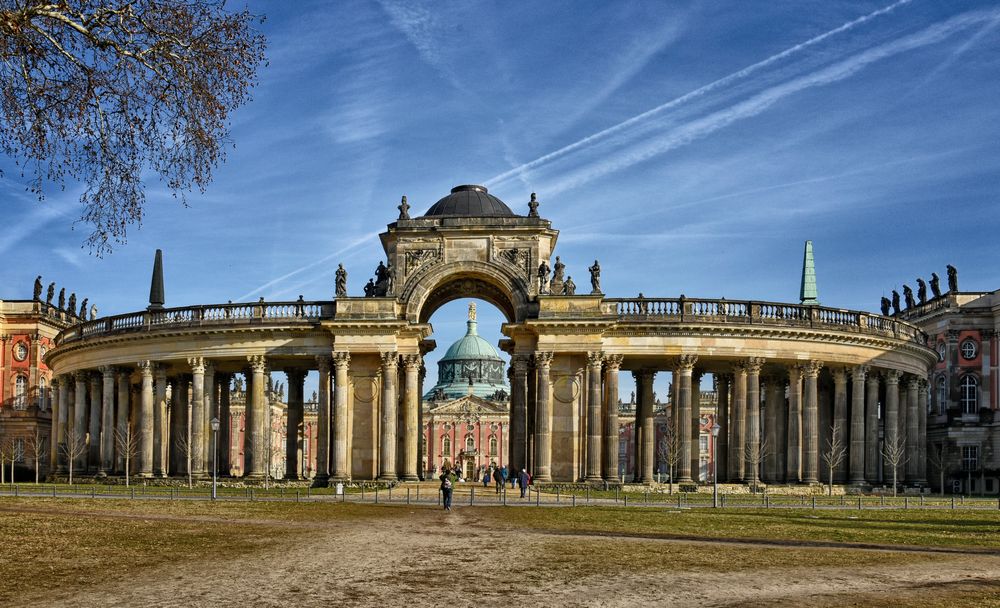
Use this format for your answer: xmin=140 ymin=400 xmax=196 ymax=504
xmin=18 ymin=506 xmax=1000 ymax=607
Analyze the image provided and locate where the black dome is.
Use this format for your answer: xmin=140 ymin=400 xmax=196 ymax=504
xmin=422 ymin=185 xmax=516 ymax=217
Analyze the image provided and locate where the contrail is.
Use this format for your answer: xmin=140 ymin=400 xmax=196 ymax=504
xmin=485 ymin=0 xmax=914 ymax=188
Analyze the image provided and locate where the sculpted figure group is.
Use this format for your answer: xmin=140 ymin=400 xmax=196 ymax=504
xmin=882 ymin=265 xmax=959 ymax=316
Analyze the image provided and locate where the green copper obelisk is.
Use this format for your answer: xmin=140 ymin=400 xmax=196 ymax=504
xmin=799 ymin=240 xmax=819 ymax=305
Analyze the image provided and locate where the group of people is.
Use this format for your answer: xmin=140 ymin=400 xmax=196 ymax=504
xmin=438 ymin=464 xmax=533 ymax=510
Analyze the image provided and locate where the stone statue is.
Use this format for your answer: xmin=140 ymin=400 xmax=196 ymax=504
xmin=947 ymin=265 xmax=958 ymax=292
xmin=550 ymin=256 xmax=565 ymax=294
xmin=45 ymin=282 xmax=55 ymax=305
xmin=891 ymin=290 xmax=901 ymax=315
xmin=527 ymin=192 xmax=539 ymax=218
xmin=385 ymin=262 xmax=394 ymax=296
xmin=335 ymin=264 xmax=347 ymax=297
xmin=630 ymin=391 xmax=635 ymax=404
xmin=373 ymin=261 xmax=391 ymax=296
xmin=588 ymin=260 xmax=601 ymax=294
xmin=33 ymin=276 xmax=42 ymax=301
xmin=916 ymin=278 xmax=927 ymax=305
xmin=930 ymin=272 xmax=942 ymax=298
xmin=902 ymin=285 xmax=915 ymax=309
xmin=68 ymin=293 xmax=77 ymax=316
xmin=79 ymin=298 xmax=89 ymax=318
xmin=90 ymin=304 xmax=97 ymax=320
xmin=364 ymin=278 xmax=376 ymax=298
xmin=397 ymin=195 xmax=410 ymax=220
xmin=880 ymin=296 xmax=891 ymax=316
xmin=563 ymin=276 xmax=576 ymax=295
xmin=58 ymin=288 xmax=65 ymax=311
xmin=311 ymin=390 xmax=318 ymax=402
xmin=537 ymin=260 xmax=550 ymax=294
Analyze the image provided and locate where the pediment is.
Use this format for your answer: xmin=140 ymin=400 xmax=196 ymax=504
xmin=427 ymin=394 xmax=508 ymax=415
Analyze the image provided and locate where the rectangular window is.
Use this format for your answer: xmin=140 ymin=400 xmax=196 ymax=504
xmin=13 ymin=438 xmax=25 ymax=463
xmin=699 ymin=435 xmax=709 ymax=452
xmin=962 ymin=446 xmax=979 ymax=471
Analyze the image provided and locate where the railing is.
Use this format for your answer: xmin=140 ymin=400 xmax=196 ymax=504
xmin=55 ymin=300 xmax=335 ymax=346
xmin=606 ymin=297 xmax=928 ymax=345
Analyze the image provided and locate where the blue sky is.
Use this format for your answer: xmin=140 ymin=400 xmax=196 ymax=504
xmin=4 ymin=0 xmax=999 ymax=398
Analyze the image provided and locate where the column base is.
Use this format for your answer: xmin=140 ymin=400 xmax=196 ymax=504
xmin=378 ymin=474 xmax=398 ymax=482
xmin=400 ymin=474 xmax=419 ymax=482
xmin=677 ymin=476 xmax=693 ymax=483
xmin=585 ymin=475 xmax=604 ymax=483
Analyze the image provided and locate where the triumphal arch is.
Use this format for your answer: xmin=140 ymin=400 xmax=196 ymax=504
xmin=46 ymin=185 xmax=937 ymax=486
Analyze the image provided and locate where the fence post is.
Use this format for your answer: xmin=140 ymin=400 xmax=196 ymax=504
xmin=556 ymin=488 xmax=560 ymax=503
xmin=905 ymin=496 xmax=908 ymax=509
xmin=91 ymin=486 xmax=95 ymax=499
xmin=951 ymin=496 xmax=956 ymax=510
xmin=389 ymin=486 xmax=392 ymax=503
xmin=53 ymin=485 xmax=56 ymax=498
xmin=471 ymin=486 xmax=475 ymax=506
xmin=375 ymin=487 xmax=379 ymax=504
xmin=572 ymin=494 xmax=576 ymax=507
xmin=131 ymin=487 xmax=135 ymax=500
xmin=587 ymin=486 xmax=590 ymax=504
xmin=535 ymin=487 xmax=540 ymax=507
xmin=624 ymin=495 xmax=628 ymax=507
xmin=296 ymin=490 xmax=300 ymax=503
xmin=407 ymin=488 xmax=410 ymax=505
xmin=811 ymin=496 xmax=815 ymax=509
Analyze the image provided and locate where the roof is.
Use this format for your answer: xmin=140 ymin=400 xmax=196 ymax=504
xmin=422 ymin=185 xmax=516 ymax=218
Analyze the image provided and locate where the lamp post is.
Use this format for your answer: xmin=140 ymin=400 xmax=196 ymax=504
xmin=210 ymin=417 xmax=220 ymax=500
xmin=711 ymin=425 xmax=720 ymax=508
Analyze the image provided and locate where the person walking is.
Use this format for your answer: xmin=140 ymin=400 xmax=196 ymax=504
xmin=519 ymin=468 xmax=530 ymax=499
xmin=482 ymin=466 xmax=491 ymax=488
xmin=440 ymin=469 xmax=454 ymax=511
xmin=495 ymin=467 xmax=504 ymax=494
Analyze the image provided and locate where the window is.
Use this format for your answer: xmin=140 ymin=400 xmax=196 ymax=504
xmin=960 ymin=375 xmax=978 ymax=414
xmin=960 ymin=339 xmax=978 ymax=360
xmin=14 ymin=375 xmax=28 ymax=410
xmin=13 ymin=438 xmax=24 ymax=463
xmin=489 ymin=436 xmax=497 ymax=457
xmin=442 ymin=436 xmax=451 ymax=456
xmin=962 ymin=445 xmax=979 ymax=471
xmin=38 ymin=376 xmax=47 ymax=410
xmin=465 ymin=435 xmax=475 ymax=453
xmin=699 ymin=435 xmax=708 ymax=452
xmin=13 ymin=342 xmax=27 ymax=361
xmin=936 ymin=376 xmax=947 ymax=412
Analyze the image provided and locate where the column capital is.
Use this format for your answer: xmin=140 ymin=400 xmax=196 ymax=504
xmin=587 ymin=351 xmax=605 ymax=369
xmin=716 ymin=372 xmax=733 ymax=384
xmin=332 ymin=351 xmax=351 ymax=369
xmin=137 ymin=360 xmax=153 ymax=376
xmin=851 ymin=365 xmax=870 ymax=382
xmin=188 ymin=356 xmax=205 ymax=374
xmin=604 ymin=353 xmax=624 ymax=371
xmin=832 ymin=367 xmax=848 ymax=384
xmin=906 ymin=375 xmax=921 ymax=390
xmin=800 ymin=360 xmax=823 ymax=378
xmin=244 ymin=354 xmax=266 ymax=373
xmin=99 ymin=365 xmax=116 ymax=378
xmin=50 ymin=376 xmax=60 ymax=388
xmin=534 ymin=351 xmax=554 ymax=369
xmin=403 ymin=353 xmax=422 ymax=370
xmin=512 ymin=354 xmax=531 ymax=373
xmin=204 ymin=360 xmax=215 ymax=375
xmin=676 ymin=354 xmax=698 ymax=373
xmin=631 ymin=369 xmax=656 ymax=383
xmin=743 ymin=357 xmax=765 ymax=374
xmin=883 ymin=369 xmax=901 ymax=385
xmin=315 ymin=354 xmax=331 ymax=373
xmin=380 ymin=351 xmax=399 ymax=370
xmin=919 ymin=377 xmax=929 ymax=390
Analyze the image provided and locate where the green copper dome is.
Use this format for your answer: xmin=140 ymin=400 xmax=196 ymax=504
xmin=424 ymin=303 xmax=509 ymax=401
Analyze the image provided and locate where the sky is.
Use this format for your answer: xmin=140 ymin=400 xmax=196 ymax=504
xmin=3 ymin=0 xmax=999 ymax=399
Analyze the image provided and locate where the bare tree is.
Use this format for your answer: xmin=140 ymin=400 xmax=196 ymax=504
xmin=742 ymin=435 xmax=770 ymax=494
xmin=926 ymin=442 xmax=947 ymax=496
xmin=0 ymin=438 xmax=12 ymax=484
xmin=174 ymin=434 xmax=194 ymax=488
xmin=821 ymin=424 xmax=848 ymax=496
xmin=62 ymin=428 xmax=88 ymax=485
xmin=657 ymin=425 xmax=682 ymax=495
xmin=25 ymin=430 xmax=47 ymax=484
xmin=114 ymin=427 xmax=140 ymax=487
xmin=0 ymin=1 xmax=267 ymax=254
xmin=881 ymin=435 xmax=908 ymax=498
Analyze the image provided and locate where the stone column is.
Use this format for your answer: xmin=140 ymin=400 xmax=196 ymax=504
xmin=509 ymin=355 xmax=529 ymax=473
xmin=832 ymin=367 xmax=848 ymax=483
xmin=533 ymin=351 xmax=554 ymax=483
xmin=883 ymin=370 xmax=901 ymax=483
xmin=153 ymin=366 xmax=167 ymax=476
xmin=285 ymin=369 xmax=306 ymax=479
xmin=218 ymin=374 xmax=232 ymax=476
xmin=802 ymin=360 xmax=822 ymax=484
xmin=73 ymin=371 xmax=88 ymax=473
xmin=378 ymin=352 xmax=399 ymax=481
xmin=865 ymin=371 xmax=881 ymax=483
xmin=906 ymin=376 xmax=920 ymax=482
xmin=690 ymin=370 xmax=703 ymax=481
xmin=676 ymin=355 xmax=698 ymax=483
xmin=786 ymin=365 xmax=802 ymax=483
xmin=637 ymin=369 xmax=656 ymax=484
xmin=745 ymin=358 xmax=764 ymax=485
xmin=602 ymin=355 xmax=623 ymax=481
xmin=716 ymin=374 xmax=730 ymax=483
xmin=849 ymin=366 xmax=868 ymax=484
xmin=763 ymin=377 xmax=783 ymax=482
xmin=48 ymin=378 xmax=61 ymax=474
xmin=402 ymin=354 xmax=422 ymax=481
xmin=332 ymin=352 xmax=351 ymax=481
xmin=99 ymin=367 xmax=115 ymax=475
xmin=729 ymin=363 xmax=747 ymax=482
xmin=917 ymin=378 xmax=928 ymax=484
xmin=88 ymin=374 xmax=101 ymax=471
xmin=585 ymin=352 xmax=604 ymax=482
xmin=188 ymin=357 xmax=206 ymax=477
xmin=138 ymin=361 xmax=154 ymax=477
xmin=247 ymin=355 xmax=267 ymax=478
xmin=315 ymin=356 xmax=331 ymax=483
xmin=56 ymin=377 xmax=69 ymax=473
xmin=115 ymin=369 xmax=130 ymax=475
xmin=203 ymin=362 xmax=215 ymax=475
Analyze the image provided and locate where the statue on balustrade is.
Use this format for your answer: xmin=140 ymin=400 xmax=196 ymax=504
xmin=90 ymin=304 xmax=98 ymax=320
xmin=527 ymin=192 xmax=539 ymax=218
xmin=589 ymin=260 xmax=601 ymax=294
xmin=33 ymin=276 xmax=42 ymax=301
xmin=916 ymin=278 xmax=927 ymax=305
xmin=45 ymin=282 xmax=55 ymax=305
xmin=537 ymin=260 xmax=550 ymax=294
xmin=372 ymin=261 xmax=392 ymax=297
xmin=364 ymin=278 xmax=376 ymax=298
xmin=58 ymin=288 xmax=66 ymax=311
xmin=947 ymin=265 xmax=958 ymax=292
xmin=563 ymin=276 xmax=576 ymax=295
xmin=930 ymin=272 xmax=942 ymax=298
xmin=902 ymin=285 xmax=915 ymax=310
xmin=335 ymin=264 xmax=348 ymax=297
xmin=880 ymin=296 xmax=891 ymax=316
xmin=68 ymin=293 xmax=77 ymax=316
xmin=79 ymin=298 xmax=88 ymax=319
xmin=397 ymin=195 xmax=410 ymax=220
xmin=550 ymin=256 xmax=565 ymax=294
xmin=891 ymin=290 xmax=901 ymax=315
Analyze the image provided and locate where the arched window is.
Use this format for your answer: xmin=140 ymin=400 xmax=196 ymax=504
xmin=14 ymin=375 xmax=28 ymax=410
xmin=465 ymin=435 xmax=475 ymax=453
xmin=936 ymin=376 xmax=947 ymax=413
xmin=38 ymin=376 xmax=47 ymax=410
xmin=442 ymin=436 xmax=451 ymax=456
xmin=960 ymin=375 xmax=978 ymax=414
xmin=489 ymin=436 xmax=497 ymax=457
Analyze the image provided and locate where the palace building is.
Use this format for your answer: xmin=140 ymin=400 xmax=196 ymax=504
xmin=36 ymin=184 xmax=938 ymax=488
